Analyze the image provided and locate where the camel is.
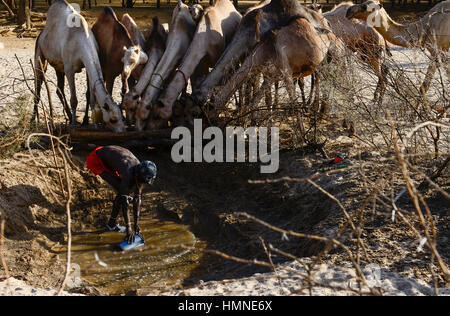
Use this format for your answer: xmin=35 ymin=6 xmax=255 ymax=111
xmin=146 ymin=0 xmax=242 ymax=130
xmin=122 ymin=16 xmax=168 ymax=124
xmin=34 ymin=0 xmax=125 ymax=132
xmin=134 ymin=0 xmax=202 ymax=131
xmin=307 ymin=3 xmax=322 ymax=13
xmin=346 ymin=0 xmax=450 ymax=94
xmin=189 ymin=3 xmax=204 ymax=23
xmin=92 ymin=7 xmax=148 ymax=99
xmin=121 ymin=13 xmax=147 ymax=87
xmin=209 ymin=15 xmax=337 ymax=134
xmin=186 ymin=0 xmax=331 ymax=109
xmin=316 ymin=2 xmax=389 ymax=102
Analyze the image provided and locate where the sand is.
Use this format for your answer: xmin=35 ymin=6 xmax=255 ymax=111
xmin=2 ymin=259 xmax=449 ymax=296
xmin=0 ymin=277 xmax=83 ymax=296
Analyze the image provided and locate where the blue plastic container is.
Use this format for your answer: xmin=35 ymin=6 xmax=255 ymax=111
xmin=117 ymin=234 xmax=145 ymax=251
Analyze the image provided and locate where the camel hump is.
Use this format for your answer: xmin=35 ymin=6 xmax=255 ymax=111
xmin=122 ymin=13 xmax=137 ymax=27
xmin=103 ymin=6 xmax=119 ymax=21
xmin=152 ymin=16 xmax=160 ymax=26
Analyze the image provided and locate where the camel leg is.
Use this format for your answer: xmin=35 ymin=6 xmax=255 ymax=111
xmin=371 ymin=57 xmax=387 ymax=104
xmin=306 ymin=74 xmax=315 ymax=107
xmin=264 ymin=76 xmax=272 ymax=111
xmin=33 ymin=53 xmax=47 ymax=123
xmin=249 ymin=77 xmax=272 ymax=115
xmin=65 ymin=69 xmax=78 ymax=125
xmin=314 ymin=74 xmax=322 ymax=118
xmin=421 ymin=62 xmax=437 ymax=95
xmin=105 ymin=75 xmax=115 ymax=96
xmin=274 ymin=81 xmax=279 ymax=109
xmin=297 ymin=78 xmax=307 ymax=106
xmin=441 ymin=49 xmax=449 ymax=86
xmin=55 ymin=71 xmax=72 ymax=122
xmin=237 ymin=85 xmax=244 ymax=110
xmin=83 ymin=74 xmax=93 ymax=126
xmin=121 ymin=74 xmax=129 ymax=105
xmin=420 ymin=47 xmax=439 ymax=95
xmin=127 ymin=77 xmax=136 ymax=94
xmin=284 ymin=74 xmax=305 ymax=137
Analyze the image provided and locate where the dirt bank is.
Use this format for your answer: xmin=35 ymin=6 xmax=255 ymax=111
xmin=0 ymin=134 xmax=448 ymax=295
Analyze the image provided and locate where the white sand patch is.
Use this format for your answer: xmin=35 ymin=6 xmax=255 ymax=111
xmin=0 ymin=277 xmax=83 ymax=296
xmin=161 ymin=261 xmax=450 ymax=296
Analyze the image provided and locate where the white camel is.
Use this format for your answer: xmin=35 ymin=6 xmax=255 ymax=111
xmin=346 ymin=0 xmax=450 ymax=94
xmin=34 ymin=0 xmax=124 ymax=132
xmin=134 ymin=0 xmax=201 ymax=131
xmin=148 ymin=0 xmax=242 ymax=130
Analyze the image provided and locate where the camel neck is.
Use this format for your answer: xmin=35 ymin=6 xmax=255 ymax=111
xmin=81 ymin=53 xmax=109 ymax=105
xmin=377 ymin=13 xmax=419 ymax=48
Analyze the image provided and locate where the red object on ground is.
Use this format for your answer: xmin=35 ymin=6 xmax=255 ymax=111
xmin=333 ymin=156 xmax=343 ymax=163
xmin=86 ymin=147 xmax=120 ymax=178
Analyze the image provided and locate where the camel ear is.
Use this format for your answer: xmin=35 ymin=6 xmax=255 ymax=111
xmin=378 ymin=2 xmax=383 ymax=9
xmin=123 ymin=46 xmax=127 ymax=52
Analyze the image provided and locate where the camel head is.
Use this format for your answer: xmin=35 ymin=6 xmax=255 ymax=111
xmin=135 ymin=99 xmax=153 ymax=131
xmin=146 ymin=99 xmax=173 ymax=130
xmin=101 ymin=95 xmax=126 ymax=133
xmin=122 ymin=45 xmax=148 ymax=83
xmin=346 ymin=0 xmax=384 ymax=23
xmin=189 ymin=4 xmax=204 ymax=23
xmin=147 ymin=93 xmax=200 ymax=130
xmin=307 ymin=3 xmax=322 ymax=14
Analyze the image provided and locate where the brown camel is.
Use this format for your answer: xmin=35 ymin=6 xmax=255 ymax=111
xmin=34 ymin=0 xmax=124 ymax=132
xmin=122 ymin=17 xmax=168 ymax=125
xmin=317 ymin=2 xmax=390 ymax=102
xmin=92 ymin=7 xmax=148 ymax=98
xmin=146 ymin=0 xmax=242 ymax=130
xmin=346 ymin=0 xmax=450 ymax=94
xmin=186 ymin=0 xmax=331 ymax=109
xmin=210 ymin=15 xmax=337 ymax=134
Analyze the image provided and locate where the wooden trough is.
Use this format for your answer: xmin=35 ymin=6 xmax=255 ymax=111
xmin=68 ymin=126 xmax=178 ymax=148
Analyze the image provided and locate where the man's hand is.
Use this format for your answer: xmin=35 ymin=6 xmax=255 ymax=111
xmin=125 ymin=231 xmax=136 ymax=244
xmin=134 ymin=224 xmax=142 ymax=236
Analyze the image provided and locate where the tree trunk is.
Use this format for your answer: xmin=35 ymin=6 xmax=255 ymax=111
xmin=17 ymin=0 xmax=31 ymax=28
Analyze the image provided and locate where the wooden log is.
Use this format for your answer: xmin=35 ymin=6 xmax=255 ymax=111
xmin=31 ymin=11 xmax=46 ymax=18
xmin=68 ymin=126 xmax=175 ymax=145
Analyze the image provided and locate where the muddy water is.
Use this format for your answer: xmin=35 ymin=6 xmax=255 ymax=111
xmin=67 ymin=217 xmax=206 ymax=295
